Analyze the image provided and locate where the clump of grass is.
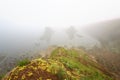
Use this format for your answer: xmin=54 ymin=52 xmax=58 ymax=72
xmin=56 ymin=68 xmax=72 ymax=80
xmin=0 ymin=74 xmax=5 ymax=80
xmin=67 ymin=49 xmax=79 ymax=58
xmin=80 ymin=72 xmax=107 ymax=80
xmin=50 ymin=47 xmax=68 ymax=58
xmin=17 ymin=59 xmax=30 ymax=67
xmin=56 ymin=68 xmax=66 ymax=80
xmin=60 ymin=57 xmax=80 ymax=70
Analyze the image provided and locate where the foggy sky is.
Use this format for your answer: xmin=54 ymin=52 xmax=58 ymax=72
xmin=0 ymin=0 xmax=120 ymax=27
xmin=0 ymin=0 xmax=120 ymax=54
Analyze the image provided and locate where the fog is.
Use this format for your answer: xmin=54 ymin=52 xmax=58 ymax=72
xmin=0 ymin=0 xmax=120 ymax=65
xmin=0 ymin=23 xmax=99 ymax=55
xmin=0 ymin=19 xmax=120 ymax=55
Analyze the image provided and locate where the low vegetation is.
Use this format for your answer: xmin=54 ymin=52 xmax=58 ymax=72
xmin=2 ymin=47 xmax=115 ymax=80
xmin=17 ymin=59 xmax=30 ymax=67
xmin=0 ymin=74 xmax=5 ymax=80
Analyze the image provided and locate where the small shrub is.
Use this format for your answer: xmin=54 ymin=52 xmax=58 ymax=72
xmin=17 ymin=59 xmax=30 ymax=67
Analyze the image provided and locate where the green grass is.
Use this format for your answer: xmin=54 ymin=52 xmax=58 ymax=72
xmin=0 ymin=74 xmax=5 ymax=80
xmin=80 ymin=71 xmax=113 ymax=80
xmin=56 ymin=68 xmax=67 ymax=80
xmin=17 ymin=59 xmax=30 ymax=67
xmin=50 ymin=47 xmax=113 ymax=80
xmin=60 ymin=57 xmax=80 ymax=70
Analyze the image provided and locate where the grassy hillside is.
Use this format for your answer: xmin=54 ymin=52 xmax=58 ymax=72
xmin=2 ymin=47 xmax=115 ymax=80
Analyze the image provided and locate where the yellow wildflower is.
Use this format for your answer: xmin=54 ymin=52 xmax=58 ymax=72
xmin=28 ymin=72 xmax=33 ymax=76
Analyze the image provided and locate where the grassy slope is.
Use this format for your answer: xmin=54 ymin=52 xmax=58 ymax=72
xmin=3 ymin=47 xmax=114 ymax=80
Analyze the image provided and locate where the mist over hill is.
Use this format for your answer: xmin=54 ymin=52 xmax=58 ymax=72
xmin=0 ymin=18 xmax=120 ymax=60
xmin=0 ymin=0 xmax=120 ymax=79
xmin=82 ymin=19 xmax=120 ymax=53
xmin=0 ymin=19 xmax=120 ymax=79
